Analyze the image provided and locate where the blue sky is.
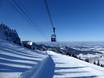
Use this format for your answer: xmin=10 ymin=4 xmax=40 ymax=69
xmin=0 ymin=0 xmax=104 ymax=42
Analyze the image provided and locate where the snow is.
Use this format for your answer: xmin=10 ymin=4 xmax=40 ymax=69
xmin=0 ymin=39 xmax=47 ymax=78
xmin=19 ymin=55 xmax=55 ymax=78
xmin=0 ymin=39 xmax=104 ymax=78
xmin=0 ymin=72 xmax=21 ymax=78
xmin=27 ymin=41 xmax=33 ymax=46
xmin=0 ymin=33 xmax=6 ymax=40
xmin=47 ymin=51 xmax=104 ymax=78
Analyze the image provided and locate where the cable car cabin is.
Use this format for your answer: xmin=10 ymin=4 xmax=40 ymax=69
xmin=51 ymin=34 xmax=56 ymax=42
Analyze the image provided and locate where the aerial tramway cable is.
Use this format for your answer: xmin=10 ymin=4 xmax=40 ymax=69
xmin=8 ymin=0 xmax=47 ymax=40
xmin=44 ymin=0 xmax=56 ymax=42
xmin=44 ymin=0 xmax=54 ymax=28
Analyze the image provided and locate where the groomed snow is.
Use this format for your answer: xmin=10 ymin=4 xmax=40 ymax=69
xmin=47 ymin=51 xmax=104 ymax=78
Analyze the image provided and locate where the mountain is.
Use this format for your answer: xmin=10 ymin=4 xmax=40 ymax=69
xmin=0 ymin=39 xmax=104 ymax=78
xmin=22 ymin=41 xmax=104 ymax=67
xmin=0 ymin=23 xmax=21 ymax=44
xmin=0 ymin=24 xmax=104 ymax=78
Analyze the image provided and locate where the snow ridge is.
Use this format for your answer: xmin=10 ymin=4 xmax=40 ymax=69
xmin=19 ymin=55 xmax=55 ymax=78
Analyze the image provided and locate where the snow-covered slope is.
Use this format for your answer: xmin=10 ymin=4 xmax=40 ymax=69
xmin=0 ymin=39 xmax=48 ymax=78
xmin=48 ymin=51 xmax=104 ymax=78
xmin=0 ymin=39 xmax=104 ymax=78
